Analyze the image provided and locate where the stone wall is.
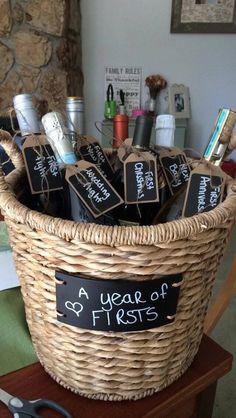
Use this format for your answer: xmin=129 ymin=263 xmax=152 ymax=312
xmin=0 ymin=0 xmax=83 ymax=115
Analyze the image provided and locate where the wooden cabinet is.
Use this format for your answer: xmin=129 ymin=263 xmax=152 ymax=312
xmin=0 ymin=335 xmax=232 ymax=418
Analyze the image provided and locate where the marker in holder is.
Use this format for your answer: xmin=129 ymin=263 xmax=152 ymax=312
xmin=104 ymin=84 xmax=117 ymax=119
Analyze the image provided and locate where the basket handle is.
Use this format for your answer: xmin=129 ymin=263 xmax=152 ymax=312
xmin=0 ymin=130 xmax=25 ymax=216
xmin=0 ymin=129 xmax=24 ymax=170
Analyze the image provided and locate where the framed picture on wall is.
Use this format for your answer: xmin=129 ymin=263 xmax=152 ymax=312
xmin=171 ymin=0 xmax=236 ymax=33
xmin=168 ymin=84 xmax=191 ymax=119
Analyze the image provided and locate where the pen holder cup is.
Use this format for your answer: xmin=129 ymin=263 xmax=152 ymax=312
xmin=0 ymin=130 xmax=236 ymax=401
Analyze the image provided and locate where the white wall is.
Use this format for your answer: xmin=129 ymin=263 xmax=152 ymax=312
xmin=0 ymin=251 xmax=19 ymax=291
xmin=81 ymin=0 xmax=236 ymax=158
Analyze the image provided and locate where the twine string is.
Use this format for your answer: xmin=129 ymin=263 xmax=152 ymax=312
xmin=9 ymin=107 xmax=21 ymax=135
xmin=0 ymin=144 xmax=11 ymax=168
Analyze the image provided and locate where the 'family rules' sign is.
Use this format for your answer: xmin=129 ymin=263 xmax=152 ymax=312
xmin=104 ymin=66 xmax=141 ymax=117
xmin=56 ymin=272 xmax=182 ymax=332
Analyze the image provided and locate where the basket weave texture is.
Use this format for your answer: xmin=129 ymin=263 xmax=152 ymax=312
xmin=0 ymin=130 xmax=236 ymax=401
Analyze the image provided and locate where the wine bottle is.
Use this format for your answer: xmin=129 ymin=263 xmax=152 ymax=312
xmin=148 ymin=145 xmax=189 ymax=224
xmin=152 ymin=183 xmax=187 ymax=224
xmin=113 ymin=115 xmax=156 ymax=226
xmin=42 ymin=111 xmax=118 ymax=225
xmin=153 ymin=108 xmax=236 ymax=224
xmin=112 ymin=117 xmax=173 ymax=226
xmin=13 ymin=94 xmax=69 ymax=218
xmin=139 ymin=155 xmax=172 ymax=225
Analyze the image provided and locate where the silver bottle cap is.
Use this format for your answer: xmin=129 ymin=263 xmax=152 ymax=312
xmin=13 ymin=94 xmax=41 ymax=136
xmin=66 ymin=96 xmax=85 ymax=135
xmin=41 ymin=111 xmax=77 ymax=165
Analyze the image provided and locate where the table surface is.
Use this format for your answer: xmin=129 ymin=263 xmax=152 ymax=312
xmin=0 ymin=335 xmax=233 ymax=418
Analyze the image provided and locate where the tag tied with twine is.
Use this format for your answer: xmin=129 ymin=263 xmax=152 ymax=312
xmin=22 ymin=135 xmax=63 ymax=194
xmin=65 ymin=160 xmax=123 ymax=218
xmin=182 ymin=161 xmax=226 ymax=217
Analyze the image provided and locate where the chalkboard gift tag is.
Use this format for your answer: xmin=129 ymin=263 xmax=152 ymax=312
xmin=182 ymin=162 xmax=226 ymax=217
xmin=77 ymin=136 xmax=114 ymax=181
xmin=56 ymin=271 xmax=183 ymax=332
xmin=65 ymin=160 xmax=123 ymax=218
xmin=159 ymin=147 xmax=191 ymax=195
xmin=22 ymin=135 xmax=63 ymax=194
xmin=123 ymin=152 xmax=159 ymax=204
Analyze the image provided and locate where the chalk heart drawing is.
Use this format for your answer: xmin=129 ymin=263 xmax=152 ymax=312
xmin=65 ymin=301 xmax=83 ymax=317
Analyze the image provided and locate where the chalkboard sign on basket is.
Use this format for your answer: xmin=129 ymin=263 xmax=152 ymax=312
xmin=56 ymin=272 xmax=182 ymax=332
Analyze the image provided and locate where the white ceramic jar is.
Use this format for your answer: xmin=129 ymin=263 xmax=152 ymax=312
xmin=155 ymin=114 xmax=175 ymax=147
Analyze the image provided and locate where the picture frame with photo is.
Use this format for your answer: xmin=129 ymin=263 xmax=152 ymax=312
xmin=168 ymin=84 xmax=191 ymax=119
xmin=171 ymin=0 xmax=236 ymax=33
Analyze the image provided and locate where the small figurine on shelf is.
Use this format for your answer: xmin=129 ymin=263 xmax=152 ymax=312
xmin=145 ymin=74 xmax=167 ymax=116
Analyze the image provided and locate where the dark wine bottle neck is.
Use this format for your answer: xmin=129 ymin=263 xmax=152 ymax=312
xmin=132 ymin=115 xmax=153 ymax=149
xmin=132 ymin=145 xmax=149 ymax=152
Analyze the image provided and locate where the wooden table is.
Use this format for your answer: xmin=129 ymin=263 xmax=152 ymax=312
xmin=0 ymin=335 xmax=232 ymax=418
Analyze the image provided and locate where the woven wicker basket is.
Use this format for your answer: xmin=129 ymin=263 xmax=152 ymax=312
xmin=0 ymin=130 xmax=236 ymax=401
